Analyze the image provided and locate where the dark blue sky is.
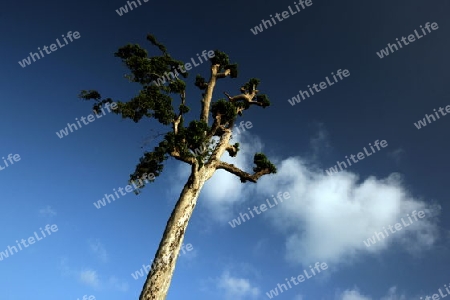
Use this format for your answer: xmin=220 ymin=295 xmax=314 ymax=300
xmin=1 ymin=0 xmax=449 ymax=299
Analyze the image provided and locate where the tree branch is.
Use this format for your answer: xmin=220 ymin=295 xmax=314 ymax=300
xmin=172 ymin=89 xmax=186 ymax=135
xmin=217 ymin=69 xmax=231 ymax=78
xmin=200 ymin=64 xmax=219 ymax=123
xmin=223 ymin=85 xmax=266 ymax=108
xmin=225 ymin=143 xmax=238 ymax=157
xmin=170 ymin=149 xmax=195 ymax=165
xmin=216 ymin=161 xmax=272 ymax=183
xmin=200 ymin=65 xmax=234 ymax=123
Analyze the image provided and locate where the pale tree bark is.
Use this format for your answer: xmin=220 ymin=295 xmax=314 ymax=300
xmin=200 ymin=64 xmax=230 ymax=123
xmin=140 ymin=65 xmax=233 ymax=300
xmin=138 ymin=62 xmax=273 ymax=299
xmin=139 ymin=164 xmax=216 ymax=300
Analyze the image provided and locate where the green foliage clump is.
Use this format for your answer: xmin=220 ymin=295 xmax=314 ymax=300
xmin=242 ymin=78 xmax=260 ymax=93
xmin=79 ymin=90 xmax=101 ymax=100
xmin=185 ymin=120 xmax=209 ymax=150
xmin=129 ymin=138 xmax=172 ymax=194
xmin=253 ymin=153 xmax=277 ymax=174
xmin=168 ymin=79 xmax=186 ymax=94
xmin=228 ymin=142 xmax=240 ymax=157
xmin=146 ymin=34 xmax=167 ymax=54
xmin=210 ymin=50 xmax=238 ymax=77
xmin=211 ymin=99 xmax=238 ymax=124
xmin=256 ymin=94 xmax=271 ymax=108
xmin=179 ymin=104 xmax=189 ymax=114
xmin=112 ymin=85 xmax=175 ymax=124
xmin=78 ymin=90 xmax=115 ymax=114
xmin=226 ymin=64 xmax=238 ymax=78
xmin=210 ymin=50 xmax=229 ymax=66
xmin=194 ymin=75 xmax=208 ymax=90
xmin=114 ymin=36 xmax=186 ymax=86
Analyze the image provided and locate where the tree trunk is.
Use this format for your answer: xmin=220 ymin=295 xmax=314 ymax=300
xmin=139 ymin=165 xmax=215 ymax=300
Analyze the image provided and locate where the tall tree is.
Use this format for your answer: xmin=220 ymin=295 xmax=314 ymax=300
xmin=79 ymin=34 xmax=277 ymax=300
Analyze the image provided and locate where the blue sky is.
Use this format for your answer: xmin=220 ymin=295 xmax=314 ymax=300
xmin=1 ymin=0 xmax=450 ymax=299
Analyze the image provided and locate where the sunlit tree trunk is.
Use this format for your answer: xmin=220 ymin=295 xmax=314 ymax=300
xmin=139 ymin=165 xmax=216 ymax=300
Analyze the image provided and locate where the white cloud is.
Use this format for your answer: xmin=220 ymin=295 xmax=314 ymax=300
xmin=336 ymin=286 xmax=406 ymax=300
xmin=339 ymin=289 xmax=372 ymax=300
xmin=78 ymin=270 xmax=129 ymax=292
xmin=387 ymin=148 xmax=405 ymax=165
xmin=216 ymin=271 xmax=260 ymax=300
xmin=88 ymin=239 xmax=108 ymax=263
xmin=308 ymin=122 xmax=332 ymax=160
xmin=380 ymin=286 xmax=406 ymax=300
xmin=79 ymin=269 xmax=100 ymax=289
xmin=195 ymin=133 xmax=441 ymax=267
xmin=166 ymin=125 xmax=441 ymax=269
xmin=59 ymin=257 xmax=128 ymax=292
xmin=108 ymin=276 xmax=129 ymax=292
xmin=38 ymin=205 xmax=56 ymax=217
xmin=255 ymin=156 xmax=440 ymax=266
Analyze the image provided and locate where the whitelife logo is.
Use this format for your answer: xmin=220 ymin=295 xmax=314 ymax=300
xmin=363 ymin=210 xmax=426 ymax=247
xmin=265 ymin=262 xmax=328 ymax=298
xmin=55 ymin=102 xmax=118 ymax=139
xmin=115 ymin=0 xmax=149 ymax=16
xmin=287 ymin=69 xmax=350 ymax=106
xmin=131 ymin=243 xmax=194 ymax=280
xmin=376 ymin=22 xmax=439 ymax=59
xmin=151 ymin=50 xmax=215 ymax=86
xmin=0 ymin=153 xmax=21 ymax=171
xmin=250 ymin=0 xmax=313 ymax=35
xmin=228 ymin=192 xmax=291 ymax=228
xmin=18 ymin=31 xmax=81 ymax=68
xmin=93 ymin=172 xmax=155 ymax=209
xmin=413 ymin=105 xmax=450 ymax=129
xmin=420 ymin=283 xmax=450 ymax=300
xmin=0 ymin=224 xmax=59 ymax=262
xmin=325 ymin=139 xmax=388 ymax=176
